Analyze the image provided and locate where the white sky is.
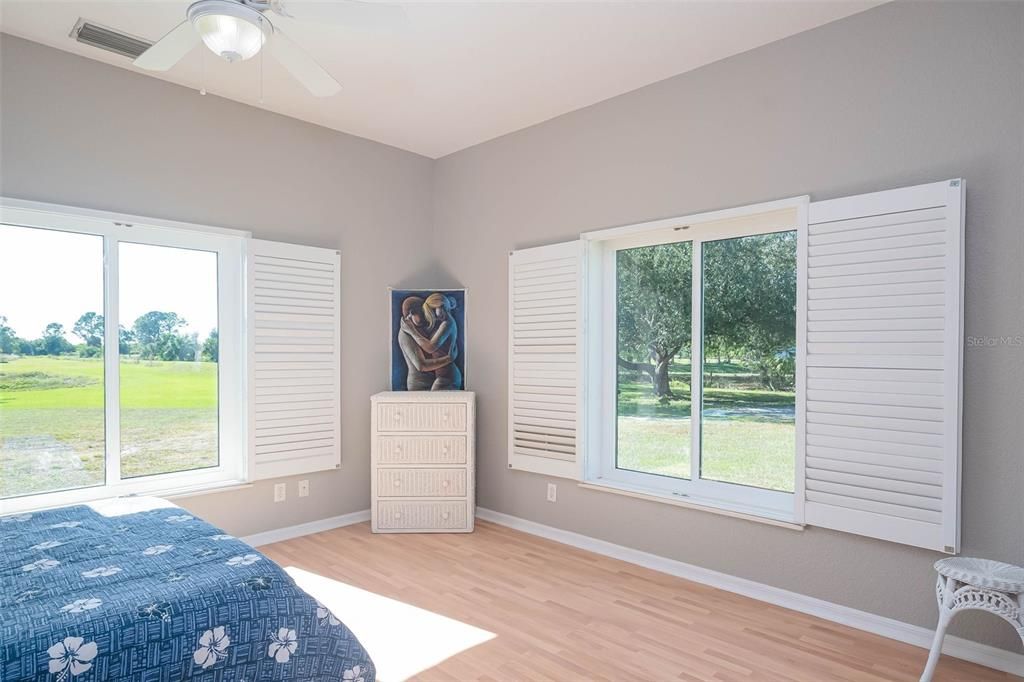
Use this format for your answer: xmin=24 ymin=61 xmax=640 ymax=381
xmin=0 ymin=224 xmax=218 ymax=342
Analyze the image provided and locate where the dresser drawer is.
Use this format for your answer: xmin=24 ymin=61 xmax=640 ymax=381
xmin=377 ymin=402 xmax=467 ymax=432
xmin=377 ymin=435 xmax=467 ymax=465
xmin=376 ymin=500 xmax=468 ymax=530
xmin=378 ymin=468 xmax=466 ymax=497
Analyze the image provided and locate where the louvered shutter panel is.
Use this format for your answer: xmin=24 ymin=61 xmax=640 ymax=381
xmin=508 ymin=240 xmax=585 ymax=479
xmin=248 ymin=239 xmax=341 ymax=480
xmin=802 ymin=179 xmax=964 ymax=552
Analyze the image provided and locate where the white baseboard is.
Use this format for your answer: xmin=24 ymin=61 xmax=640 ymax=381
xmin=476 ymin=507 xmax=1024 ymax=677
xmin=242 ymin=509 xmax=370 ymax=547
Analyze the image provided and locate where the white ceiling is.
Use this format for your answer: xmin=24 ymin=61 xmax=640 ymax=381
xmin=0 ymin=1 xmax=882 ymax=158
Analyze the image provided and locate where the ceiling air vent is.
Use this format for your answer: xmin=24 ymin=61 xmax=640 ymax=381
xmin=70 ymin=18 xmax=152 ymax=60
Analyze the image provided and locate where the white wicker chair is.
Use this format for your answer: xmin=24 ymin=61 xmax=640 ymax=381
xmin=920 ymin=557 xmax=1024 ymax=681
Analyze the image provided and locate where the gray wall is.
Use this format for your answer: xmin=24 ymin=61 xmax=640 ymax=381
xmin=432 ymin=1 xmax=1024 ymax=652
xmin=0 ymin=34 xmax=436 ymax=537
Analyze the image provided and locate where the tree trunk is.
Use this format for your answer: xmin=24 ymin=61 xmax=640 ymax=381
xmin=653 ymin=354 xmax=674 ymax=397
xmin=618 ymin=352 xmax=678 ymax=398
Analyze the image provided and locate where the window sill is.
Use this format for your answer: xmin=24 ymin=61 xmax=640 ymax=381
xmin=0 ymin=479 xmax=253 ymax=516
xmin=577 ymin=479 xmax=804 ymax=530
xmin=159 ymin=480 xmax=253 ymax=500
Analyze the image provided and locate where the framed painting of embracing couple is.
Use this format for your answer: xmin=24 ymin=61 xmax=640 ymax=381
xmin=389 ymin=288 xmax=467 ymax=391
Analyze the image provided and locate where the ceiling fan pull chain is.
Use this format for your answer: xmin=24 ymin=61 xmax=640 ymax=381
xmin=259 ymin=15 xmax=265 ymax=104
xmin=199 ymin=44 xmax=207 ymax=96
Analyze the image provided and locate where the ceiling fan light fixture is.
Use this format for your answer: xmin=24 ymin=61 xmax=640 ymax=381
xmin=188 ymin=0 xmax=271 ymax=63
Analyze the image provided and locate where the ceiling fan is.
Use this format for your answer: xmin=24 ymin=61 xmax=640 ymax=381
xmin=134 ymin=0 xmax=406 ymax=97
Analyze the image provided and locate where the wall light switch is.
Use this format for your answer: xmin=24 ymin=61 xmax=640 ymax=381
xmin=546 ymin=483 xmax=557 ymax=502
xmin=298 ymin=480 xmax=309 ymax=498
xmin=273 ymin=482 xmax=286 ymax=503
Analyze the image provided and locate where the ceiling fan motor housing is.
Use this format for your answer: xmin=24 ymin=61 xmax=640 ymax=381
xmin=187 ymin=0 xmax=273 ymax=63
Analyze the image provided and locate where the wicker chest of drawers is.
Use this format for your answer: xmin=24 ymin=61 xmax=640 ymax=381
xmin=370 ymin=391 xmax=475 ymax=533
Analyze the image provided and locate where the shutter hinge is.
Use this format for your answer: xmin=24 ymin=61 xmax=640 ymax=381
xmin=949 ymin=180 xmax=960 ymax=187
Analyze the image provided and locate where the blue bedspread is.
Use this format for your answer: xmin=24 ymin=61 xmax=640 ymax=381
xmin=0 ymin=501 xmax=374 ymax=681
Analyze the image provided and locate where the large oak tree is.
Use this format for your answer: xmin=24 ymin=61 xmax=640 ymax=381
xmin=616 ymin=241 xmax=692 ymax=397
xmin=616 ymin=232 xmax=796 ymax=398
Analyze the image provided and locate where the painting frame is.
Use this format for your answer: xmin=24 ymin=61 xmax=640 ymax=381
xmin=387 ymin=287 xmax=468 ymax=392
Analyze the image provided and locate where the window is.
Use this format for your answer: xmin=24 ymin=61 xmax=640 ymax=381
xmin=595 ymin=203 xmax=802 ymax=520
xmin=0 ymin=203 xmax=245 ymax=513
xmin=118 ymin=243 xmax=220 ymax=479
xmin=700 ymin=232 xmax=796 ymax=493
xmin=511 ymin=180 xmax=963 ymax=545
xmin=615 ymin=241 xmax=693 ymax=480
xmin=0 ymin=226 xmax=106 ymax=499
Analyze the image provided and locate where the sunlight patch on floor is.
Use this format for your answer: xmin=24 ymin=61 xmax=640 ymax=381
xmin=285 ymin=566 xmax=496 ymax=681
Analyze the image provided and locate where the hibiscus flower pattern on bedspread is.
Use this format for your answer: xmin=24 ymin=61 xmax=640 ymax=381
xmin=0 ymin=504 xmax=374 ymax=681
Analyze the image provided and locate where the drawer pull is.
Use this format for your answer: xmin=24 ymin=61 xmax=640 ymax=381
xmin=394 ymin=512 xmax=402 ymax=519
xmin=442 ymin=445 xmax=450 ymax=453
xmin=393 ymin=479 xmax=401 ymax=487
xmin=442 ymin=512 xmax=450 ymax=520
xmin=442 ymin=480 xmax=450 ymax=488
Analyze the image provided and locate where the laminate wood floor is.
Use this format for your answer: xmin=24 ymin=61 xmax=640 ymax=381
xmin=260 ymin=520 xmax=1016 ymax=681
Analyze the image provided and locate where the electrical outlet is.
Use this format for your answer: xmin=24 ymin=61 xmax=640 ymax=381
xmin=273 ymin=482 xmax=286 ymax=503
xmin=298 ymin=480 xmax=309 ymax=498
xmin=546 ymin=483 xmax=557 ymax=502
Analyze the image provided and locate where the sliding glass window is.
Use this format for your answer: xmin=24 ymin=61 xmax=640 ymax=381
xmin=118 ymin=242 xmax=220 ymax=479
xmin=603 ymin=208 xmax=799 ymax=517
xmin=615 ymin=241 xmax=693 ymax=480
xmin=700 ymin=231 xmax=797 ymax=493
xmin=0 ymin=206 xmax=244 ymax=513
xmin=0 ymin=225 xmax=106 ymax=498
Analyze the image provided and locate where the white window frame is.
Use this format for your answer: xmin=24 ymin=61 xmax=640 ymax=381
xmin=582 ymin=196 xmax=808 ymax=523
xmin=0 ymin=198 xmax=248 ymax=514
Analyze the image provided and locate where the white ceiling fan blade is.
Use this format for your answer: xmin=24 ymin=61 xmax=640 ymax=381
xmin=133 ymin=20 xmax=199 ymax=71
xmin=274 ymin=1 xmax=408 ymax=33
xmin=270 ymin=28 xmax=342 ymax=97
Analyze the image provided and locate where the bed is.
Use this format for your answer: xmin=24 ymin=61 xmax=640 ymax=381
xmin=0 ymin=497 xmax=375 ymax=681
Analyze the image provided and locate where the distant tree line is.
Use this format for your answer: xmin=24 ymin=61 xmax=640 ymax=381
xmin=0 ymin=312 xmax=217 ymax=362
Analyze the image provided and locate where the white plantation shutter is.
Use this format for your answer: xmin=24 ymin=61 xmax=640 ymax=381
xmin=508 ymin=240 xmax=585 ymax=479
xmin=802 ymin=179 xmax=964 ymax=552
xmin=248 ymin=239 xmax=341 ymax=480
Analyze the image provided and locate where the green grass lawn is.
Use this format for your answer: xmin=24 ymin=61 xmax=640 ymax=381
xmin=0 ymin=355 xmax=217 ymax=498
xmin=2 ymin=354 xmax=793 ymax=499
xmin=616 ymin=359 xmax=795 ymax=492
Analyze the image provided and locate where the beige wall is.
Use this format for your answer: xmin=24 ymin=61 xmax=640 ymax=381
xmin=432 ymin=1 xmax=1024 ymax=653
xmin=0 ymin=34 xmax=436 ymax=537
